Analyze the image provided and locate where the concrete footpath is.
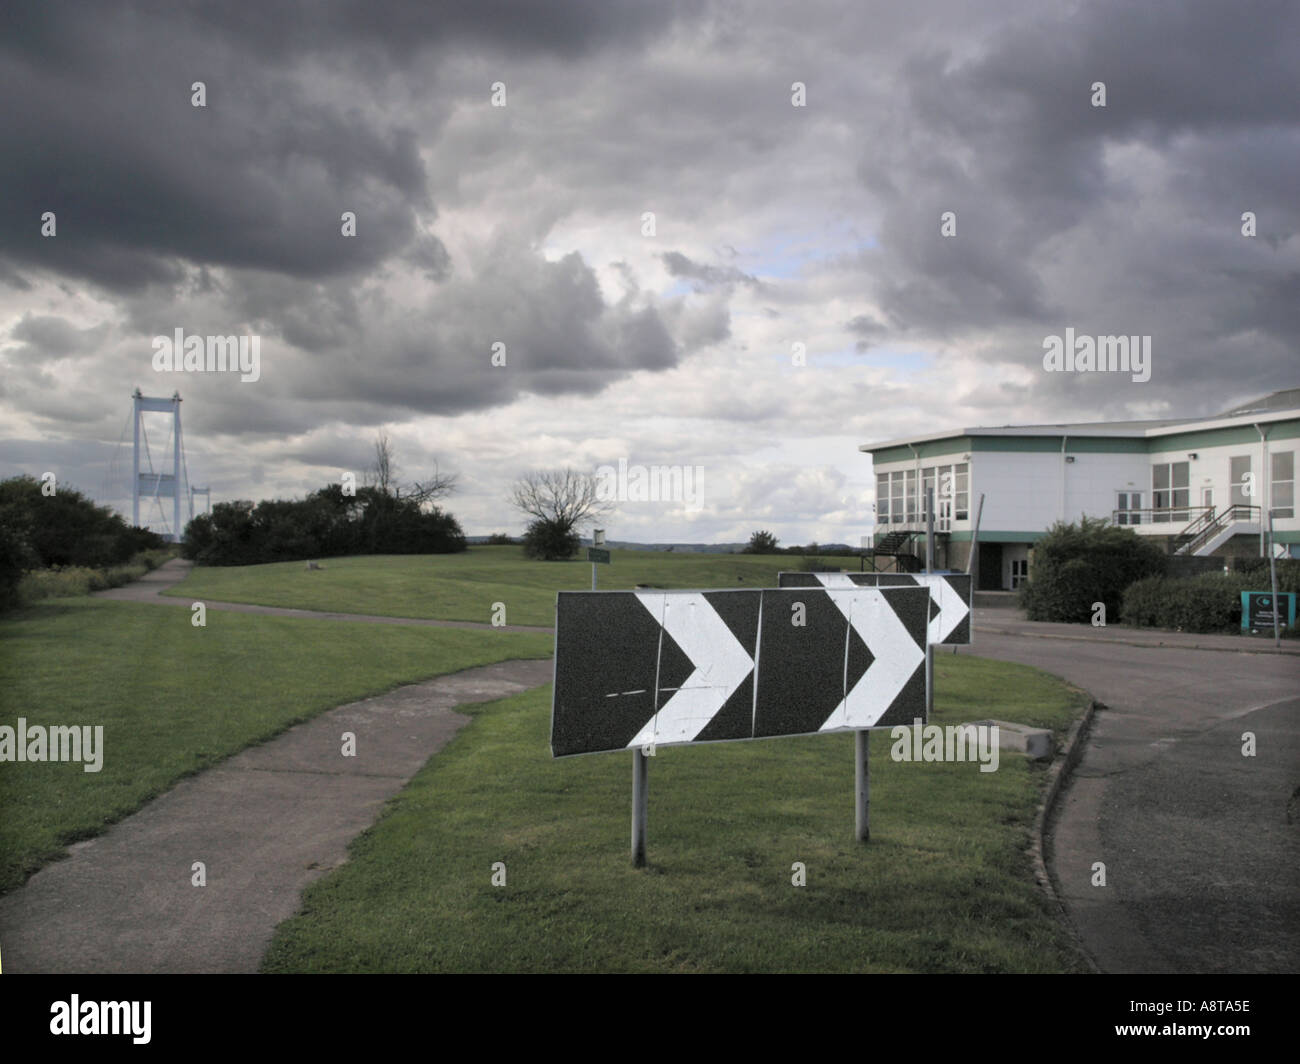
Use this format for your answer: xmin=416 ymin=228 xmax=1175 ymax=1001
xmin=0 ymin=658 xmax=553 ymax=973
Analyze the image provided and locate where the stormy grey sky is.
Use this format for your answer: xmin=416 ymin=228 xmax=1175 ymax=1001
xmin=2 ymin=0 xmax=1297 ymax=544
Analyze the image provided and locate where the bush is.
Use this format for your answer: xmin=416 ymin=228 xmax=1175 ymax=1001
xmin=521 ymin=519 xmax=580 ymax=561
xmin=1122 ymin=564 xmax=1300 ymax=633
xmin=182 ymin=485 xmax=467 ymax=566
xmin=0 ymin=510 xmax=38 ymax=612
xmin=743 ymin=530 xmax=780 ymax=554
xmin=0 ymin=475 xmax=164 ymax=570
xmin=1018 ymin=516 xmax=1167 ymax=623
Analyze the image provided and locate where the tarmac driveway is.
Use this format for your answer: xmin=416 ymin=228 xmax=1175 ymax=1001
xmin=967 ymin=615 xmax=1299 ymax=973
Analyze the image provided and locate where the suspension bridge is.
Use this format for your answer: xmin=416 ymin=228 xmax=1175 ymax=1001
xmin=99 ymin=389 xmax=209 ymax=543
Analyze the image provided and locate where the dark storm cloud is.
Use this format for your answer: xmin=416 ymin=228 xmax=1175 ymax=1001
xmin=849 ymin=0 xmax=1300 ymax=407
xmin=249 ymin=242 xmax=684 ymax=422
xmin=0 ymin=0 xmax=701 ymax=294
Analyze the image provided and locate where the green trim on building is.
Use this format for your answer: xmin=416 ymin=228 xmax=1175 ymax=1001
xmin=1148 ymin=419 xmax=1300 ymax=453
xmin=869 ymin=437 xmax=972 ymax=465
xmin=865 ymin=418 xmax=1300 ymax=463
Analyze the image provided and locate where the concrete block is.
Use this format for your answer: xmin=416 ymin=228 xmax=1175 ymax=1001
xmin=963 ymin=719 xmax=1055 ymax=761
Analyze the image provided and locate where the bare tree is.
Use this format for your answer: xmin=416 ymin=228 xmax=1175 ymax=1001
xmin=368 ymin=429 xmax=457 ymax=505
xmin=510 ymin=468 xmax=614 ymax=534
xmin=407 ymin=459 xmax=458 ymax=505
xmin=369 ymin=429 xmax=397 ymax=496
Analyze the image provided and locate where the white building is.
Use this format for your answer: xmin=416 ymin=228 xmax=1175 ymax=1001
xmin=860 ymin=389 xmax=1299 ymax=590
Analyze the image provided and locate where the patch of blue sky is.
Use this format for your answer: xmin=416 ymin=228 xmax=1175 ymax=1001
xmin=774 ymin=345 xmax=932 ymax=372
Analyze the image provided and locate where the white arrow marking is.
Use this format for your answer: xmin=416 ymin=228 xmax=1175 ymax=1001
xmin=819 ymin=588 xmax=924 ymax=730
xmin=922 ymin=574 xmax=967 ymax=643
xmin=810 ymin=572 xmax=858 ymax=588
xmin=814 ymin=572 xmax=968 ymax=645
xmin=628 ymin=592 xmax=754 ymax=747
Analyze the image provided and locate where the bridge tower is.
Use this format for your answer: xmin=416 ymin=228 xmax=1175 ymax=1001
xmin=131 ymin=388 xmax=185 ymax=542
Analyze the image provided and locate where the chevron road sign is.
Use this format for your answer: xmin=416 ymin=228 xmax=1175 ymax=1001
xmin=551 ymin=586 xmax=929 ymax=757
xmin=777 ymin=571 xmax=973 ymax=646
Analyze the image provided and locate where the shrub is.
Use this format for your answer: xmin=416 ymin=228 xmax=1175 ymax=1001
xmin=0 ymin=475 xmax=164 ymax=570
xmin=0 ymin=510 xmax=38 ymax=612
xmin=521 ymin=519 xmax=580 ymax=561
xmin=743 ymin=530 xmax=780 ymax=554
xmin=1122 ymin=565 xmax=1300 ymax=633
xmin=1018 ymin=516 xmax=1167 ymax=623
xmin=182 ymin=486 xmax=466 ymax=565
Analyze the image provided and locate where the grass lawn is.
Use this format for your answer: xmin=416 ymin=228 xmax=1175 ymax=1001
xmin=0 ymin=597 xmax=552 ymax=894
xmin=261 ymin=653 xmax=1092 ymax=973
xmin=163 ymin=547 xmax=856 ymax=626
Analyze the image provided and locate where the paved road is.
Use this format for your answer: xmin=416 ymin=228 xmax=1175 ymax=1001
xmin=0 ymin=659 xmax=554 ymax=973
xmin=967 ymin=616 xmax=1300 ymax=973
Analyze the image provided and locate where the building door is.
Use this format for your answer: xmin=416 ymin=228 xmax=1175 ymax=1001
xmin=1010 ymin=558 xmax=1029 ymax=589
xmin=977 ymin=542 xmax=1003 ymax=591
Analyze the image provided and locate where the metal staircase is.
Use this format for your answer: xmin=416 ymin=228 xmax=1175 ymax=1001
xmin=1174 ymin=504 xmax=1261 ymax=556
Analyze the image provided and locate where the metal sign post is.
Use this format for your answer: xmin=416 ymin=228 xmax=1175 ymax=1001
xmin=632 ymin=747 xmax=649 ymax=866
xmin=1268 ymin=509 xmax=1280 ymax=649
xmin=551 ymin=586 xmax=930 ymax=863
xmin=590 ymin=529 xmax=607 ymax=591
xmin=855 ymin=730 xmax=870 ymax=842
xmin=924 ymin=488 xmax=935 ymax=729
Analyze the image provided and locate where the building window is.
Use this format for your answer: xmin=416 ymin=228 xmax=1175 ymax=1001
xmin=1152 ymin=461 xmax=1189 ymax=522
xmin=1116 ymin=491 xmax=1143 ymax=524
xmin=954 ymin=463 xmax=969 ymax=520
xmin=891 ymin=471 xmax=904 ymax=524
xmin=905 ymin=469 xmax=919 ymax=523
xmin=1273 ymin=451 xmax=1294 ymax=519
xmin=1230 ymin=455 xmax=1252 ymax=509
xmin=922 ymin=466 xmax=935 ymax=514
xmin=876 ymin=473 xmax=889 ymax=525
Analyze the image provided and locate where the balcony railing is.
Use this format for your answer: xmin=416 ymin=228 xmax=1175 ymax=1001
xmin=1112 ymin=504 xmax=1211 ymax=526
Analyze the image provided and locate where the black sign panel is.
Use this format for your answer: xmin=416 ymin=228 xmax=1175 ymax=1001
xmin=551 ymin=586 xmax=928 ymax=756
xmin=777 ymin=571 xmax=973 ymax=645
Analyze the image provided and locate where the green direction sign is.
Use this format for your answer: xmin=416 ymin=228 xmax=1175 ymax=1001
xmin=1240 ymin=591 xmax=1297 ymax=632
xmin=587 ymin=547 xmax=611 ymax=564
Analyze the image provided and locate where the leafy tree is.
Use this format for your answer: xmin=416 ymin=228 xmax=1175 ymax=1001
xmin=521 ymin=519 xmax=580 ymax=561
xmin=180 ymin=484 xmax=465 ymax=565
xmin=743 ymin=529 xmax=780 ymax=554
xmin=1019 ymin=516 xmax=1166 ymax=623
xmin=0 ymin=475 xmax=162 ymax=570
xmin=0 ymin=507 xmax=38 ymax=611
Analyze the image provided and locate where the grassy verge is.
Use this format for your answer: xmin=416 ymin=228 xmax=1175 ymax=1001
xmin=261 ymin=653 xmax=1091 ymax=973
xmin=163 ymin=548 xmax=861 ymax=626
xmin=0 ymin=597 xmax=552 ymax=893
